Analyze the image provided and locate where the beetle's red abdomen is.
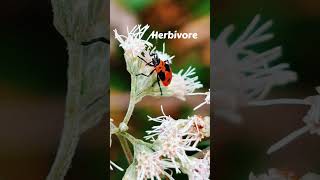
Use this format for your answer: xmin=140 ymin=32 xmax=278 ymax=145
xmin=161 ymin=70 xmax=172 ymax=86
xmin=155 ymin=60 xmax=172 ymax=86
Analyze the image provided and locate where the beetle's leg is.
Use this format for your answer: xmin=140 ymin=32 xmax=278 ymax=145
xmin=150 ymin=75 xmax=163 ymax=95
xmin=138 ymin=56 xmax=154 ymax=67
xmin=136 ymin=69 xmax=155 ymax=77
xmin=156 ymin=75 xmax=163 ymax=96
xmin=81 ymin=37 xmax=110 ymax=46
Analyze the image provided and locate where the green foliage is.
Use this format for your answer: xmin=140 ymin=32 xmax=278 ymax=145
xmin=189 ymin=0 xmax=210 ymax=18
xmin=118 ymin=0 xmax=156 ymax=12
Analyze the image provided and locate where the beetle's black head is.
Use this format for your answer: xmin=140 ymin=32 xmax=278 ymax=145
xmin=150 ymin=52 xmax=160 ymax=66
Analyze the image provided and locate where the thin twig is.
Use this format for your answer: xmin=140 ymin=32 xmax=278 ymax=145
xmin=117 ymin=134 xmax=133 ymax=164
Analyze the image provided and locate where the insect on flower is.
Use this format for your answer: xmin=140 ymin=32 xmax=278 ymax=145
xmin=136 ymin=52 xmax=172 ymax=96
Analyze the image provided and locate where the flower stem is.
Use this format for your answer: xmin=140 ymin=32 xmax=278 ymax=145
xmin=123 ymin=98 xmax=135 ymax=125
xmin=117 ymin=76 xmax=137 ymax=164
xmin=249 ymin=98 xmax=308 ymax=106
xmin=122 ymin=132 xmax=153 ymax=148
xmin=121 ymin=132 xmax=138 ymax=144
xmin=47 ymin=116 xmax=79 ymax=180
xmin=123 ymin=76 xmax=137 ymax=125
xmin=267 ymin=125 xmax=309 ymax=154
xmin=117 ymin=134 xmax=133 ymax=163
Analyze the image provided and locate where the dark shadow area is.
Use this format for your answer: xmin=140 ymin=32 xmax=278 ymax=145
xmin=0 ymin=0 xmax=108 ymax=179
xmin=214 ymin=0 xmax=320 ymax=179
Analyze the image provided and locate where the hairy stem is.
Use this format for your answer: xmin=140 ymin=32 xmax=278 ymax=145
xmin=47 ymin=43 xmax=82 ymax=180
xmin=123 ymin=98 xmax=136 ymax=125
xmin=117 ymin=134 xmax=133 ymax=163
xmin=123 ymin=76 xmax=137 ymax=125
xmin=122 ymin=132 xmax=153 ymax=148
xmin=117 ymin=76 xmax=137 ymax=164
xmin=121 ymin=132 xmax=138 ymax=144
xmin=47 ymin=118 xmax=80 ymax=180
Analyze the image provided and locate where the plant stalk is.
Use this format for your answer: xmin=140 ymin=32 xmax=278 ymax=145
xmin=117 ymin=134 xmax=133 ymax=163
xmin=116 ymin=76 xmax=138 ymax=164
xmin=47 ymin=43 xmax=82 ymax=180
xmin=123 ymin=76 xmax=137 ymax=125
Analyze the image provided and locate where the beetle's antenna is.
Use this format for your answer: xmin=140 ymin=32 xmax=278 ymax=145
xmin=81 ymin=37 xmax=110 ymax=46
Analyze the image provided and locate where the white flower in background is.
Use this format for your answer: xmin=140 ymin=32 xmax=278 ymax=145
xmin=114 ymin=24 xmax=154 ymax=77
xmin=145 ymin=107 xmax=205 ymax=171
xmin=114 ymin=25 xmax=203 ymax=103
xmin=182 ymin=151 xmax=210 ymax=180
xmin=145 ymin=107 xmax=203 ymax=142
xmin=114 ymin=24 xmax=152 ymax=58
xmin=134 ymin=144 xmax=176 ymax=180
xmin=141 ymin=64 xmax=203 ymax=100
xmin=156 ymin=43 xmax=175 ymax=64
xmin=213 ymin=14 xmax=297 ymax=123
xmin=109 ymin=118 xmax=123 ymax=171
xmin=249 ymin=169 xmax=297 ymax=180
xmin=122 ymin=164 xmax=137 ymax=180
xmin=112 ymin=24 xmax=210 ymax=178
xmin=144 ymin=106 xmax=188 ymax=141
xmin=189 ymin=90 xmax=210 ymax=110
xmin=302 ymin=86 xmax=320 ymax=135
xmin=144 ymin=114 xmax=177 ymax=142
xmin=185 ymin=115 xmax=210 ymax=147
xmin=160 ymin=66 xmax=203 ymax=100
xmin=249 ymin=86 xmax=320 ymax=154
xmin=152 ymin=126 xmax=200 ymax=171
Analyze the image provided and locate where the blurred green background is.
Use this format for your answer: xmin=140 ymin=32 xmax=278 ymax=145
xmin=214 ymin=0 xmax=320 ymax=180
xmin=110 ymin=0 xmax=210 ymax=179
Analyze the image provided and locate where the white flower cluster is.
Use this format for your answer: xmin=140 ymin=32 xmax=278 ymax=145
xmin=214 ymin=14 xmax=297 ymax=123
xmin=302 ymin=86 xmax=320 ymax=135
xmin=158 ymin=66 xmax=203 ymax=100
xmin=112 ymin=24 xmax=210 ymax=179
xmin=114 ymin=24 xmax=203 ymax=102
xmin=181 ymin=151 xmax=210 ymax=180
xmin=215 ymin=15 xmax=320 ymax=180
xmin=136 ymin=108 xmax=211 ymax=179
xmin=189 ymin=89 xmax=211 ymax=110
xmin=114 ymin=25 xmax=152 ymax=60
xmin=250 ymin=86 xmax=320 ymax=154
xmin=122 ymin=144 xmax=179 ymax=180
xmin=134 ymin=144 xmax=177 ymax=180
xmin=121 ymin=109 xmax=210 ymax=180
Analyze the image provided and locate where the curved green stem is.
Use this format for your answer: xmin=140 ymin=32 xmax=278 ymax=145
xmin=123 ymin=76 xmax=137 ymax=125
xmin=116 ymin=134 xmax=133 ymax=164
xmin=123 ymin=97 xmax=135 ymax=125
xmin=117 ymin=76 xmax=137 ymax=164
xmin=121 ymin=132 xmax=153 ymax=148
xmin=121 ymin=132 xmax=137 ymax=144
